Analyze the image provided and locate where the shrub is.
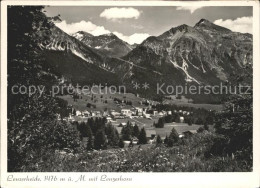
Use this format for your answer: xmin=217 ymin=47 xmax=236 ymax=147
xmin=118 ymin=139 xmax=125 ymax=148
xmin=197 ymin=127 xmax=205 ymax=133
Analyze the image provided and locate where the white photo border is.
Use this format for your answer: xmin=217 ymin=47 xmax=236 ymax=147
xmin=1 ymin=1 xmax=259 ymax=188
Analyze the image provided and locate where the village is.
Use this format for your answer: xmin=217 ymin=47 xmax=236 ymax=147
xmin=57 ymin=88 xmax=209 ymax=147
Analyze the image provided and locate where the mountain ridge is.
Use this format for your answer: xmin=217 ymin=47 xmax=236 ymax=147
xmin=72 ymin=31 xmax=134 ymax=58
xmin=38 ymin=18 xmax=253 ymax=102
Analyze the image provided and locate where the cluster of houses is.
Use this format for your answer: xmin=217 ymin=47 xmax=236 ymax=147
xmin=59 ymin=103 xmax=193 ymax=125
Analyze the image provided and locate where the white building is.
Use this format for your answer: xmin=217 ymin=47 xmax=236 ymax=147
xmin=158 ymin=112 xmax=164 ymax=116
xmin=135 ymin=107 xmax=143 ymax=116
xmin=121 ymin=109 xmax=132 ymax=117
xmin=106 ymin=117 xmax=112 ymax=122
xmin=111 ymin=111 xmax=121 ymax=118
xmin=76 ymin=110 xmax=82 ymax=116
xmin=180 ymin=116 xmax=184 ymax=123
xmin=153 ymin=111 xmax=158 ymax=116
xmin=93 ymin=111 xmax=101 ymax=117
xmin=82 ymin=110 xmax=90 ymax=117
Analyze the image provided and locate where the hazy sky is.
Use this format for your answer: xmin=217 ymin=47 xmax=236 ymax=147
xmin=45 ymin=6 xmax=252 ymax=44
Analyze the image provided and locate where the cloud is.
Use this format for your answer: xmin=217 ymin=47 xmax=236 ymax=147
xmin=100 ymin=7 xmax=141 ymax=21
xmin=55 ymin=20 xmax=149 ymax=44
xmin=214 ymin=17 xmax=252 ymax=34
xmin=113 ymin=32 xmax=150 ymax=45
xmin=176 ymin=6 xmax=204 ymax=14
xmin=55 ymin=20 xmax=110 ymax=35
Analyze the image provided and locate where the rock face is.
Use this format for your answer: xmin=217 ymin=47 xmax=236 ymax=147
xmin=39 ymin=26 xmax=104 ymax=65
xmin=123 ymin=19 xmax=252 ymax=85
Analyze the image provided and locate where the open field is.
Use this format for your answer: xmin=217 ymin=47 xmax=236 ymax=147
xmin=58 ymin=87 xmax=223 ymax=113
xmin=58 ymin=89 xmax=146 ymax=112
xmin=163 ymin=97 xmax=223 ymax=111
xmin=111 ymin=117 xmax=206 ymax=139
xmin=152 ymin=123 xmax=203 ymax=138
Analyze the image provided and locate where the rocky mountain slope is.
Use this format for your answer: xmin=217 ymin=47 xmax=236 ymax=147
xmin=72 ymin=31 xmax=134 ymax=58
xmin=38 ymin=26 xmax=154 ymax=86
xmin=122 ymin=19 xmax=252 ymax=85
xmin=38 ymin=26 xmax=123 ymax=85
xmin=38 ymin=19 xmax=252 ymax=102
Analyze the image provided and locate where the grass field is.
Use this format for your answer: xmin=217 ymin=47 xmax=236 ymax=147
xmin=152 ymin=123 xmax=203 ymax=138
xmin=163 ymin=97 xmax=223 ymax=111
xmin=58 ymin=88 xmax=146 ymax=112
xmin=111 ymin=117 xmax=206 ymax=139
xmin=58 ymin=88 xmax=223 ymax=113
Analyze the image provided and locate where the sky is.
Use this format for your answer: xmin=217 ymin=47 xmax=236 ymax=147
xmin=44 ymin=6 xmax=252 ymax=44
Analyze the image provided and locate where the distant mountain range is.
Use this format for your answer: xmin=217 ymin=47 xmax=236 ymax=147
xmin=38 ymin=19 xmax=252 ymax=102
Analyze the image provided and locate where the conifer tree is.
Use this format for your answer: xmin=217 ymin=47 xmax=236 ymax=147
xmin=87 ymin=130 xmax=93 ymax=151
xmin=167 ymin=127 xmax=179 ymax=147
xmin=7 ymin=6 xmax=80 ymax=172
xmin=156 ymin=135 xmax=163 ymax=145
xmin=94 ymin=129 xmax=107 ymax=150
xmin=133 ymin=124 xmax=140 ymax=138
xmin=138 ymin=128 xmax=147 ymax=144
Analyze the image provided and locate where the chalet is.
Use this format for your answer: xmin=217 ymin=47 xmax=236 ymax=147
xmin=158 ymin=112 xmax=164 ymax=116
xmin=121 ymin=109 xmax=132 ymax=117
xmin=135 ymin=107 xmax=143 ymax=116
xmin=106 ymin=117 xmax=112 ymax=122
xmin=121 ymin=122 xmax=127 ymax=126
xmin=93 ymin=111 xmax=101 ymax=117
xmin=123 ymin=140 xmax=131 ymax=147
xmin=111 ymin=111 xmax=121 ymax=119
xmin=82 ymin=110 xmax=90 ymax=117
xmin=102 ymin=111 xmax=109 ymax=117
xmin=178 ymin=134 xmax=184 ymax=138
xmin=76 ymin=110 xmax=82 ymax=116
xmin=162 ymin=111 xmax=167 ymax=115
xmin=132 ymin=137 xmax=139 ymax=144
